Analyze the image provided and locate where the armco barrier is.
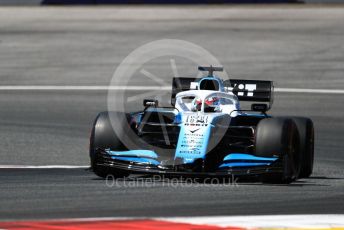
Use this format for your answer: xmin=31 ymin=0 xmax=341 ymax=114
xmin=0 ymin=0 xmax=41 ymax=5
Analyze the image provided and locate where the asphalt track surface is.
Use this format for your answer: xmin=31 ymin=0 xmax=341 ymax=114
xmin=0 ymin=6 xmax=344 ymax=220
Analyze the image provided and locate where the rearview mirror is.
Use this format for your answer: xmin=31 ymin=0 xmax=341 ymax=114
xmin=251 ymin=103 xmax=268 ymax=112
xmin=143 ymin=99 xmax=158 ymax=107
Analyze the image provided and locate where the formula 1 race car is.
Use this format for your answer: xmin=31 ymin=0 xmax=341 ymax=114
xmin=89 ymin=66 xmax=314 ymax=184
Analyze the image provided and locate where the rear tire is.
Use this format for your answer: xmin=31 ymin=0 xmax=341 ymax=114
xmin=255 ymin=118 xmax=301 ymax=184
xmin=89 ymin=111 xmax=130 ymax=178
xmin=291 ymin=117 xmax=314 ymax=178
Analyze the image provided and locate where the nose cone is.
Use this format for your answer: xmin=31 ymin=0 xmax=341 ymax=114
xmin=174 ymin=114 xmax=213 ymax=165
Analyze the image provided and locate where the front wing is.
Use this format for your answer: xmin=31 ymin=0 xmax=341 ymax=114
xmin=94 ymin=148 xmax=283 ymax=177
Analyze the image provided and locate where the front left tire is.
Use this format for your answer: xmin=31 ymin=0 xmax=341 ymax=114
xmin=89 ymin=111 xmax=130 ymax=178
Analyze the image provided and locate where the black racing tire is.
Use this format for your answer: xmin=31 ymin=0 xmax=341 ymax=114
xmin=255 ymin=118 xmax=301 ymax=184
xmin=291 ymin=117 xmax=314 ymax=178
xmin=89 ymin=111 xmax=130 ymax=178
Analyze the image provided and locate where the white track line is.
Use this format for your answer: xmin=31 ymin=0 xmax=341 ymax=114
xmin=275 ymin=88 xmax=344 ymax=94
xmin=0 ymin=86 xmax=170 ymax=91
xmin=0 ymin=165 xmax=89 ymax=169
xmin=0 ymin=85 xmax=343 ymax=94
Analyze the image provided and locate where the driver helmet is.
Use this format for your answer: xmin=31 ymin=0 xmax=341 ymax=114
xmin=191 ymin=97 xmax=202 ymax=111
xmin=204 ymin=96 xmax=220 ymax=112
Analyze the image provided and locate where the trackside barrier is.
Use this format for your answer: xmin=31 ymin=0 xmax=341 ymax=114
xmin=0 ymin=0 xmax=41 ymax=5
xmin=42 ymin=0 xmax=302 ymax=3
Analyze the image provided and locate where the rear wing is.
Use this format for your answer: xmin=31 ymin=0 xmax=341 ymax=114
xmin=224 ymin=79 xmax=274 ymax=109
xmin=171 ymin=77 xmax=274 ymax=109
